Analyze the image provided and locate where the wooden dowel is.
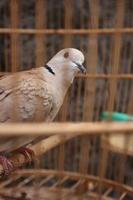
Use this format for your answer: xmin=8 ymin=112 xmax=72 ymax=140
xmin=0 ymin=122 xmax=133 ymax=136
xmin=0 ymin=133 xmax=77 ymax=176
xmin=0 ymin=28 xmax=133 ymax=35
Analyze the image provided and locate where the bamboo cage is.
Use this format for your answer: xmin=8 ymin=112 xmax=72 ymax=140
xmin=0 ymin=0 xmax=133 ymax=199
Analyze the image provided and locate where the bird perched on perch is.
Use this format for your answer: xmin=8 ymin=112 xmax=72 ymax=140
xmin=0 ymin=48 xmax=86 ymax=175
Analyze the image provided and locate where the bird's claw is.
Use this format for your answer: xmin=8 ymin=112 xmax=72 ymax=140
xmin=0 ymin=155 xmax=13 ymax=176
xmin=14 ymin=147 xmax=34 ymax=164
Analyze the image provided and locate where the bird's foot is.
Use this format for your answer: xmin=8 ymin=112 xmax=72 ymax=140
xmin=14 ymin=147 xmax=34 ymax=163
xmin=0 ymin=155 xmax=13 ymax=176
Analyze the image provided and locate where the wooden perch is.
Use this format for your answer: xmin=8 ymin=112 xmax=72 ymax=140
xmin=0 ymin=122 xmax=133 ymax=136
xmin=0 ymin=133 xmax=78 ymax=176
xmin=0 ymin=122 xmax=133 ymax=176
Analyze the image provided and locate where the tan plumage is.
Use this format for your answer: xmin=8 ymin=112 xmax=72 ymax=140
xmin=0 ymin=69 xmax=53 ymax=122
xmin=0 ymin=48 xmax=86 ymax=153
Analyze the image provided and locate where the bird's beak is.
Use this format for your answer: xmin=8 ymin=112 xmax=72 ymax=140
xmin=74 ymin=62 xmax=86 ymax=73
xmin=79 ymin=64 xmax=86 ymax=73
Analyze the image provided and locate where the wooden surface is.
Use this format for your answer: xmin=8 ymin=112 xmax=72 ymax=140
xmin=0 ymin=122 xmax=133 ymax=135
xmin=0 ymin=28 xmax=133 ymax=34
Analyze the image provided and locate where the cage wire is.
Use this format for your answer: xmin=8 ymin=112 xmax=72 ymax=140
xmin=0 ymin=0 xmax=133 ymax=199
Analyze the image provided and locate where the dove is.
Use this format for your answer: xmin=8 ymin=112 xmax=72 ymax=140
xmin=0 ymin=48 xmax=86 ymax=175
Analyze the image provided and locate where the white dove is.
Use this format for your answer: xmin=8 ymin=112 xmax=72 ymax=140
xmin=0 ymin=48 xmax=86 ymax=175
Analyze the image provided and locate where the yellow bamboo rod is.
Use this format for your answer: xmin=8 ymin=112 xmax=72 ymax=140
xmin=10 ymin=0 xmax=19 ymax=72
xmin=35 ymin=0 xmax=46 ymax=67
xmin=0 ymin=133 xmax=76 ymax=176
xmin=0 ymin=28 xmax=133 ymax=34
xmin=0 ymin=122 xmax=133 ymax=136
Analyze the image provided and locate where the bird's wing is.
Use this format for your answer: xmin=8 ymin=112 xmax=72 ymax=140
xmin=0 ymin=68 xmax=54 ymax=152
xmin=0 ymin=68 xmax=54 ymax=122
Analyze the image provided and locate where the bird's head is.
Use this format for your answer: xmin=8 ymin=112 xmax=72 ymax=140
xmin=46 ymin=48 xmax=86 ymax=78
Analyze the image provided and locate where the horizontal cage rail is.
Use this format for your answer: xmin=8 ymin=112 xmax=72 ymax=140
xmin=0 ymin=122 xmax=133 ymax=136
xmin=0 ymin=28 xmax=133 ymax=35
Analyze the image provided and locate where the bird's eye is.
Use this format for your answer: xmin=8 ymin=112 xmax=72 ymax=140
xmin=64 ymin=52 xmax=69 ymax=58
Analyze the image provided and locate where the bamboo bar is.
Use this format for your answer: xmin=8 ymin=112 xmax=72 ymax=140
xmin=77 ymin=74 xmax=133 ymax=79
xmin=0 ymin=122 xmax=133 ymax=136
xmin=0 ymin=28 xmax=133 ymax=34
xmin=10 ymin=0 xmax=19 ymax=72
xmin=35 ymin=0 xmax=45 ymax=67
xmin=0 ymin=134 xmax=77 ymax=176
xmin=79 ymin=0 xmax=99 ymax=174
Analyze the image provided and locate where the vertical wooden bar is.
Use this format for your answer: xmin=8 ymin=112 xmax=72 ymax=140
xmin=10 ymin=2 xmax=19 ymax=195
xmin=10 ymin=0 xmax=19 ymax=72
xmin=114 ymin=43 xmax=133 ymax=168
xmin=4 ymin=38 xmax=8 ymax=72
xmin=4 ymin=3 xmax=9 ymax=72
xmin=76 ymin=0 xmax=88 ymax=176
xmin=127 ymin=40 xmax=133 ymax=114
xmin=63 ymin=0 xmax=73 ymax=48
xmin=106 ymin=0 xmax=125 ymax=195
xmin=99 ymin=2 xmax=112 ymax=182
xmin=54 ymin=2 xmax=63 ymax=171
xmin=102 ymin=0 xmax=125 ymax=190
xmin=75 ymin=0 xmax=85 ymax=122
xmin=107 ymin=0 xmax=125 ymax=111
xmin=46 ymin=1 xmax=55 ymax=173
xmin=98 ymin=146 xmax=109 ymax=198
xmin=79 ymin=0 xmax=99 ymax=175
xmin=94 ymin=5 xmax=109 ymax=121
xmin=98 ymin=1 xmax=125 ymax=186
xmin=34 ymin=0 xmax=46 ymax=172
xmin=121 ymin=52 xmax=133 ymax=112
xmin=35 ymin=0 xmax=46 ymax=67
xmin=83 ymin=0 xmax=99 ymax=121
xmin=127 ymin=84 xmax=133 ymax=114
xmin=59 ymin=0 xmax=73 ymax=121
xmin=10 ymin=0 xmax=20 ymax=123
xmin=58 ymin=0 xmax=73 ymax=174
